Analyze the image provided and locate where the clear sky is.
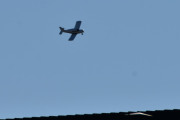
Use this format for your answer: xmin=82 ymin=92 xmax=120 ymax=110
xmin=0 ymin=0 xmax=180 ymax=119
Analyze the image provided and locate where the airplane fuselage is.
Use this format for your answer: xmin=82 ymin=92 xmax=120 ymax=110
xmin=63 ymin=29 xmax=84 ymax=34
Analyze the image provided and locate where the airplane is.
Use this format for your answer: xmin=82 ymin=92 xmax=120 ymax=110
xmin=59 ymin=21 xmax=84 ymax=41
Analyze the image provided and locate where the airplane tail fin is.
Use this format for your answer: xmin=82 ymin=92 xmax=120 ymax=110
xmin=59 ymin=27 xmax=64 ymax=35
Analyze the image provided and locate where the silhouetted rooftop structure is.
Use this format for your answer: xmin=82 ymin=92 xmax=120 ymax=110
xmin=1 ymin=109 xmax=180 ymax=120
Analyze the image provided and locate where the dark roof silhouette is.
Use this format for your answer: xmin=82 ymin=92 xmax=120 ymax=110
xmin=2 ymin=109 xmax=180 ymax=120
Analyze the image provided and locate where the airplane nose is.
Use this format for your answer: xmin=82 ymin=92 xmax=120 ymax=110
xmin=81 ymin=30 xmax=84 ymax=35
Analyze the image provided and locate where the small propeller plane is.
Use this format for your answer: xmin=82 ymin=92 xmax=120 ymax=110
xmin=59 ymin=21 xmax=84 ymax=41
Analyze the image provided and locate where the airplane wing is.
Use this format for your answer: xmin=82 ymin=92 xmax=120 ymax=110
xmin=69 ymin=34 xmax=77 ymax=41
xmin=74 ymin=21 xmax=82 ymax=30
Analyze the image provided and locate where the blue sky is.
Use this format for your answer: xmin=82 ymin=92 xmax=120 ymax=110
xmin=0 ymin=0 xmax=180 ymax=119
